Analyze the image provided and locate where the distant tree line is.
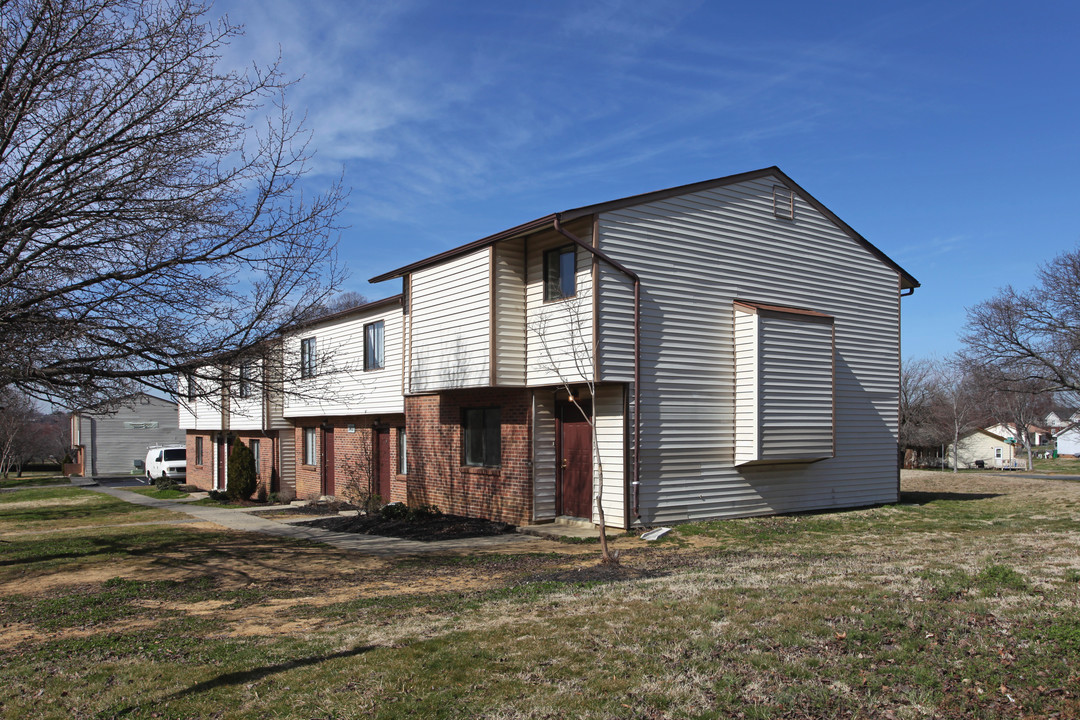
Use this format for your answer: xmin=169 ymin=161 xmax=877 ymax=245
xmin=903 ymin=245 xmax=1080 ymax=471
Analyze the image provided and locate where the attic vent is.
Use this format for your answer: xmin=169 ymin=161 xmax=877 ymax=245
xmin=772 ymin=185 xmax=794 ymax=220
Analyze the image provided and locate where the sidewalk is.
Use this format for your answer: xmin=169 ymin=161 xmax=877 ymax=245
xmin=86 ymin=485 xmax=547 ymax=557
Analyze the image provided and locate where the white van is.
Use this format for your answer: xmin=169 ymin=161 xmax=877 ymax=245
xmin=144 ymin=445 xmax=187 ymax=483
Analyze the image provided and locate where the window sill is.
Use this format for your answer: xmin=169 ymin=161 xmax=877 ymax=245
xmin=460 ymin=465 xmax=501 ymax=476
xmin=541 ymin=294 xmax=579 ymax=306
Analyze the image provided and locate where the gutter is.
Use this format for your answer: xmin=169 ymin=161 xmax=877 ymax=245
xmin=552 ymin=215 xmax=643 ymax=524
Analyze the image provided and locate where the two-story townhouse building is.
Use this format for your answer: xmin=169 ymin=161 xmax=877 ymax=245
xmin=368 ymin=166 xmax=919 ymax=529
xmin=179 ymin=354 xmax=287 ymax=495
xmin=281 ymin=295 xmax=407 ymax=503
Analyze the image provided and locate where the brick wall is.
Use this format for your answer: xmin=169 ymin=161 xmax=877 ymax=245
xmin=292 ymin=415 xmax=406 ymax=503
xmin=187 ymin=431 xmax=279 ymax=497
xmin=186 ymin=432 xmax=214 ymax=490
xmin=405 ymin=388 xmax=532 ymax=525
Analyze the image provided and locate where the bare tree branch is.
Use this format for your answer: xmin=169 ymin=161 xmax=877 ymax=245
xmin=0 ymin=0 xmax=346 ymax=408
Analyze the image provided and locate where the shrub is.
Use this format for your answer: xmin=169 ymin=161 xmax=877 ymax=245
xmin=155 ymin=475 xmax=179 ymax=492
xmin=226 ymin=439 xmax=257 ymax=501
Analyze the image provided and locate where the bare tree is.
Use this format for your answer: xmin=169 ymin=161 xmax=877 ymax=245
xmin=0 ymin=388 xmax=36 ymax=478
xmin=0 ymin=0 xmax=345 ymax=409
xmin=932 ymin=361 xmax=986 ymax=472
xmin=900 ymin=357 xmax=950 ymax=466
xmin=964 ymin=247 xmax=1080 ymax=394
xmin=970 ymin=366 xmax=1053 ymax=470
xmin=528 ymin=297 xmax=617 ymax=564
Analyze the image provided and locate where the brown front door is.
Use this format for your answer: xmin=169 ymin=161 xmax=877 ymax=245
xmin=216 ymin=435 xmax=228 ymax=491
xmin=557 ymin=402 xmax=593 ymax=519
xmin=375 ymin=428 xmax=392 ymax=499
xmin=322 ymin=427 xmax=335 ymax=496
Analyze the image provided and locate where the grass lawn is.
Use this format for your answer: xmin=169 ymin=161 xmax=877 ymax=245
xmin=0 ymin=473 xmax=71 ymax=488
xmin=124 ymin=486 xmax=192 ymax=500
xmin=1031 ymin=455 xmax=1080 ymax=474
xmin=0 ymin=487 xmax=185 ymax=535
xmin=1 ymin=471 xmax=1079 ymax=718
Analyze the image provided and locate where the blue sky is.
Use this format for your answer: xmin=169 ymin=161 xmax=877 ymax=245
xmin=217 ymin=0 xmax=1079 ymax=361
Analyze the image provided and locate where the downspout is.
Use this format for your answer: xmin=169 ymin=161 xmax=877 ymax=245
xmin=553 ymin=215 xmax=643 ymax=523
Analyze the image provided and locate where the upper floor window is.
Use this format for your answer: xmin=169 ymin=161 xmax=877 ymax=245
xmin=543 ymin=245 xmax=576 ymax=301
xmin=237 ymin=363 xmax=252 ymax=398
xmin=463 ymin=407 xmax=501 ymax=468
xmin=300 ymin=337 xmax=316 ymax=378
xmin=184 ymin=373 xmax=196 ymax=401
xmin=364 ymin=320 xmax=384 ymax=371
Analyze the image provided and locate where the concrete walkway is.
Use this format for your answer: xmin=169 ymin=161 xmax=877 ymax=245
xmin=85 ymin=485 xmax=547 ymax=557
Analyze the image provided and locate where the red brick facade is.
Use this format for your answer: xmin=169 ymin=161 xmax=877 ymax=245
xmin=405 ymin=388 xmax=532 ymax=526
xmin=185 ymin=430 xmax=279 ymax=497
xmin=292 ymin=415 xmax=406 ymax=504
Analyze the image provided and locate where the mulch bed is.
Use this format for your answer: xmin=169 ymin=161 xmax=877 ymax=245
xmin=303 ymin=512 xmax=515 ymax=542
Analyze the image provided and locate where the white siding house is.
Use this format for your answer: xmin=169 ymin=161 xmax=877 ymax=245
xmin=368 ymin=167 xmax=918 ymax=528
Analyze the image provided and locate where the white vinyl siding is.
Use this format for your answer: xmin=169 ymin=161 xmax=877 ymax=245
xmin=593 ymin=384 xmax=626 ymax=528
xmin=192 ymin=369 xmax=225 ymax=431
xmin=409 ymin=249 xmax=491 ymax=392
xmin=596 ymin=174 xmax=900 ymax=524
xmin=283 ymin=304 xmax=405 ymax=417
xmin=229 ymin=360 xmax=263 ymax=431
xmin=526 ymin=228 xmax=594 ymax=386
xmin=733 ymin=310 xmax=759 ymax=466
xmin=177 ymin=374 xmax=198 ymax=429
xmin=493 ymin=242 xmax=527 ymax=386
xmin=734 ymin=305 xmax=835 ymax=464
xmin=532 ymin=391 xmax=557 ymax=521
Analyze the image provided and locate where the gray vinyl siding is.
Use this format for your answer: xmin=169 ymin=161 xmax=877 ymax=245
xmin=494 ymin=242 xmax=527 ymax=386
xmin=77 ymin=394 xmax=184 ymax=476
xmin=755 ymin=315 xmax=835 ymax=461
xmin=596 ymin=174 xmax=900 ymax=524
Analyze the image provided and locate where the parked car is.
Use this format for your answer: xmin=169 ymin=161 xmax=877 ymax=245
xmin=144 ymin=445 xmax=187 ymax=483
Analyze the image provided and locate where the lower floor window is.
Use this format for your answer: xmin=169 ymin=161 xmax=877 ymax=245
xmin=303 ymin=427 xmax=317 ymax=466
xmin=195 ymin=437 xmax=204 ymax=466
xmin=398 ymin=429 xmax=407 ymax=474
xmin=463 ymin=408 xmax=501 ymax=467
xmin=250 ymin=439 xmax=260 ymax=473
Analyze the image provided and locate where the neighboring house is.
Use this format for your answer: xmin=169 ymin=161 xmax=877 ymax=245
xmin=984 ymin=422 xmax=1050 ymax=447
xmin=281 ymin=296 xmax=407 ymax=502
xmin=1054 ymin=424 xmax=1080 ymax=456
xmin=357 ymin=165 xmax=919 ymax=528
xmin=947 ymin=428 xmax=1013 ymax=469
xmin=71 ymin=393 xmax=184 ymax=476
xmin=1044 ymin=407 xmax=1079 ymax=432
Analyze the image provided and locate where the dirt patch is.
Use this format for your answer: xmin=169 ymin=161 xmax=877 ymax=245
xmin=303 ymin=512 xmax=515 ymax=542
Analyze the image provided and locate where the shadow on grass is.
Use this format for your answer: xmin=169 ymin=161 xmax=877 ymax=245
xmin=900 ymin=491 xmax=1002 ymax=505
xmin=114 ymin=645 xmax=378 ymax=715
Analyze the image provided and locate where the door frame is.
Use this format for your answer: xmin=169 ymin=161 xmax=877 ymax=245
xmin=321 ymin=426 xmax=335 ymax=496
xmin=554 ymin=400 xmax=593 ymax=519
xmin=374 ymin=426 xmax=392 ymax=500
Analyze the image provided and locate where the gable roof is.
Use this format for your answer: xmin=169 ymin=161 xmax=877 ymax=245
xmin=369 ymin=166 xmax=919 ymax=290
